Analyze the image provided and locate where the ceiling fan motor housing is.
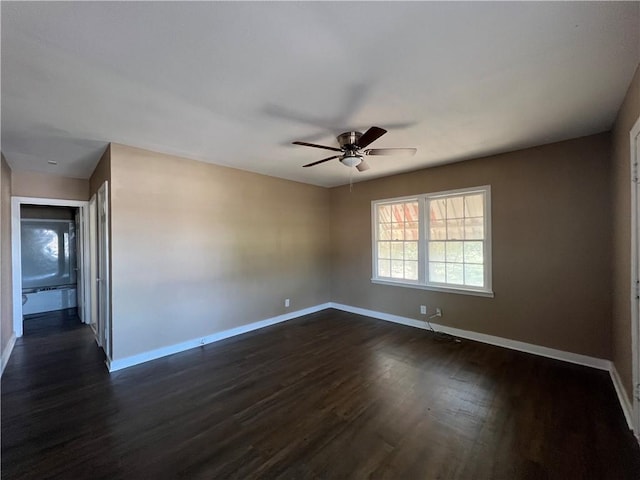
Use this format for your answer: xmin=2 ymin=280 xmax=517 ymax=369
xmin=337 ymin=131 xmax=363 ymax=151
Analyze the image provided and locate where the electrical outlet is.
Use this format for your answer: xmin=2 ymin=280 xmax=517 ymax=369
xmin=436 ymin=308 xmax=443 ymax=317
xmin=420 ymin=305 xmax=427 ymax=315
xmin=285 ymin=298 xmax=290 ymax=308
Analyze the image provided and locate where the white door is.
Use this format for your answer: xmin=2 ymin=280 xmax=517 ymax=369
xmin=89 ymin=195 xmax=98 ymax=336
xmin=75 ymin=209 xmax=85 ymax=323
xmin=633 ymin=117 xmax=640 ymax=435
xmin=97 ymin=182 xmax=111 ymax=359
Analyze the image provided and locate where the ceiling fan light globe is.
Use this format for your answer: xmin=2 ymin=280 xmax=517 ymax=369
xmin=341 ymin=155 xmax=362 ymax=168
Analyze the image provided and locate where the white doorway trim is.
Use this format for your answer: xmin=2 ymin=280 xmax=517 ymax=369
xmin=11 ymin=196 xmax=90 ymax=337
xmin=88 ymin=194 xmax=98 ymax=338
xmin=631 ymin=113 xmax=640 ymax=437
xmin=96 ymin=182 xmax=111 ymax=360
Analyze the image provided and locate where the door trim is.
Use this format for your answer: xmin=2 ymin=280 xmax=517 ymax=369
xmin=75 ymin=208 xmax=88 ymax=324
xmin=631 ymin=113 xmax=640 ymax=436
xmin=96 ymin=182 xmax=111 ymax=360
xmin=88 ymin=194 xmax=98 ymax=338
xmin=11 ymin=196 xmax=90 ymax=337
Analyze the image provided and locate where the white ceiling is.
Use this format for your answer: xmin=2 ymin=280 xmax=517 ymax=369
xmin=2 ymin=2 xmax=639 ymax=188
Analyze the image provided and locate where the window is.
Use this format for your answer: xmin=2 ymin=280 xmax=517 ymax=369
xmin=21 ymin=220 xmax=77 ymax=289
xmin=376 ymin=199 xmax=420 ymax=281
xmin=372 ymin=186 xmax=492 ymax=297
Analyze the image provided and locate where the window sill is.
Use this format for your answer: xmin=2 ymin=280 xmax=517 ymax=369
xmin=371 ymin=278 xmax=495 ymax=298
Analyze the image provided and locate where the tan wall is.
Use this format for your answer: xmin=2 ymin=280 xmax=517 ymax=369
xmin=21 ymin=206 xmax=75 ymax=220
xmin=11 ymin=170 xmax=89 ymax=201
xmin=109 ymin=144 xmax=331 ymax=359
xmin=330 ymin=133 xmax=612 ymax=359
xmin=1 ymin=154 xmax=14 ymax=362
xmin=90 ymin=145 xmax=111 ymax=198
xmin=611 ymin=63 xmax=640 ymax=400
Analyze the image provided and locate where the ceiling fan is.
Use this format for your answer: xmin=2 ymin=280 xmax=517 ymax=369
xmin=292 ymin=126 xmax=417 ymax=172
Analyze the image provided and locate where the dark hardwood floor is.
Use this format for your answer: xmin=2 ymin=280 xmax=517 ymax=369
xmin=2 ymin=308 xmax=639 ymax=479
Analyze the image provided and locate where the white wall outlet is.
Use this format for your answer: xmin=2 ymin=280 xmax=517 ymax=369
xmin=420 ymin=305 xmax=427 ymax=315
xmin=436 ymin=307 xmax=443 ymax=317
xmin=285 ymin=298 xmax=290 ymax=308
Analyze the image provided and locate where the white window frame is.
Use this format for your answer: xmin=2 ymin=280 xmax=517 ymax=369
xmin=371 ymin=185 xmax=493 ymax=298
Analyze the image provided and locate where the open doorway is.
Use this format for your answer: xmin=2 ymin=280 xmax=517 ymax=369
xmin=11 ymin=187 xmax=111 ymax=366
xmin=11 ymin=197 xmax=90 ymax=338
xmin=20 ymin=205 xmax=80 ymax=325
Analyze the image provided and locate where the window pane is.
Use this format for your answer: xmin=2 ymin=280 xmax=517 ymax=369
xmin=446 ymin=263 xmax=464 ymax=284
xmin=430 ymin=220 xmax=446 ymax=240
xmin=391 ymin=204 xmax=405 ymax=222
xmin=429 ymin=241 xmax=445 ymax=262
xmin=464 ymin=194 xmax=484 ymax=218
xmin=404 ymin=202 xmax=419 ymax=222
xmin=378 ymin=205 xmax=392 ymax=223
xmin=405 ymin=222 xmax=419 ymax=240
xmin=464 ymin=264 xmax=484 ymax=287
xmin=446 ymin=197 xmax=464 ymax=219
xmin=378 ymin=242 xmax=390 ymax=259
xmin=378 ymin=223 xmax=392 ymax=240
xmin=405 ymin=261 xmax=418 ymax=280
xmin=430 ymin=199 xmax=446 ymax=221
xmin=446 ymin=241 xmax=463 ymax=263
xmin=391 ymin=260 xmax=404 ymax=278
xmin=464 ymin=217 xmax=484 ymax=240
xmin=392 ymin=223 xmax=405 ymax=240
xmin=463 ymin=241 xmax=483 ymax=264
xmin=447 ymin=219 xmax=464 ymax=240
xmin=378 ymin=259 xmax=391 ymax=277
xmin=404 ymin=241 xmax=418 ymax=261
xmin=21 ymin=227 xmax=59 ymax=288
xmin=429 ymin=262 xmax=446 ymax=283
xmin=390 ymin=242 xmax=404 ymax=260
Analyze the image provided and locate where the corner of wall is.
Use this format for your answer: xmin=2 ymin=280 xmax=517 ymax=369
xmin=89 ymin=143 xmax=112 ymax=198
xmin=611 ymin=61 xmax=640 ymax=404
xmin=0 ymin=153 xmax=15 ymax=369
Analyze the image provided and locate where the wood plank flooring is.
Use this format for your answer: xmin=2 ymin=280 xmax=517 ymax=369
xmin=2 ymin=308 xmax=639 ymax=479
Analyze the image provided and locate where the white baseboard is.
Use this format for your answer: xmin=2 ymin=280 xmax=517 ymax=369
xmin=610 ymin=364 xmax=634 ymax=431
xmin=330 ymin=302 xmax=611 ymax=370
xmin=1 ymin=333 xmax=17 ymax=376
xmin=107 ymin=303 xmax=332 ymax=372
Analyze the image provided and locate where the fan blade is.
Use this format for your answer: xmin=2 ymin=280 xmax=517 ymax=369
xmin=356 ymin=126 xmax=387 ymax=148
xmin=356 ymin=160 xmax=370 ymax=172
xmin=365 ymin=148 xmax=417 ymax=156
xmin=293 ymin=141 xmax=342 ymax=152
xmin=303 ymin=155 xmax=340 ymax=167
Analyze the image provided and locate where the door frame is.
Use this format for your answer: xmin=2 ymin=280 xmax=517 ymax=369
xmin=631 ymin=113 xmax=640 ymax=436
xmin=75 ymin=208 xmax=86 ymax=324
xmin=88 ymin=194 xmax=98 ymax=337
xmin=95 ymin=182 xmax=111 ymax=360
xmin=11 ymin=196 xmax=90 ymax=337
